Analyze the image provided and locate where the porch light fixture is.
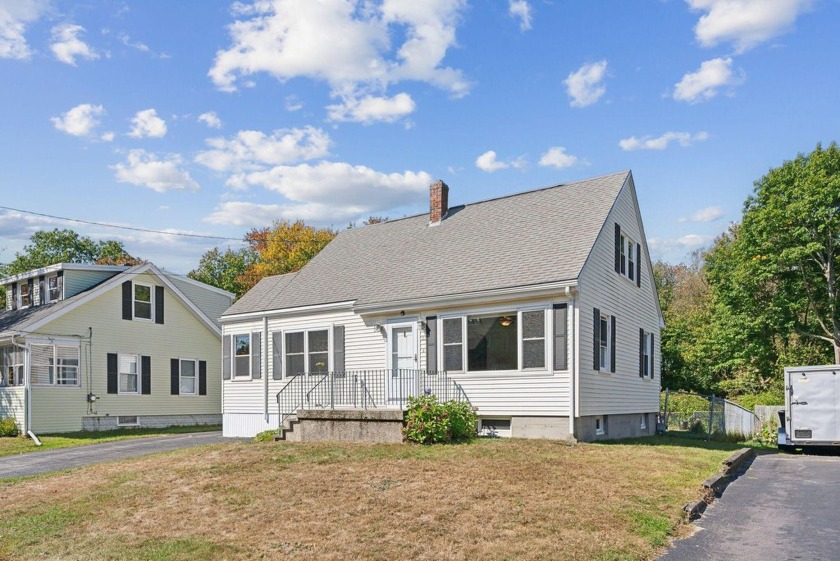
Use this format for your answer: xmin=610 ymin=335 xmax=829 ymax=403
xmin=499 ymin=316 xmax=513 ymax=327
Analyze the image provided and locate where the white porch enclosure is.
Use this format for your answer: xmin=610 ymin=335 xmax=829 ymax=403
xmin=276 ymin=369 xmax=469 ymax=430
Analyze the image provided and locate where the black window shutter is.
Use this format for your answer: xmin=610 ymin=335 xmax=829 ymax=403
xmin=272 ymin=332 xmax=282 ymax=379
xmin=122 ymin=280 xmax=132 ymax=320
xmin=199 ymin=360 xmax=207 ymax=395
xmin=650 ymin=333 xmax=655 ymax=380
xmin=614 ymin=223 xmax=621 ymax=274
xmin=170 ymin=358 xmax=180 ymax=395
xmin=593 ymin=308 xmax=601 ymax=371
xmin=639 ymin=328 xmax=645 ymax=378
xmin=141 ymin=355 xmax=151 ymax=394
xmin=11 ymin=283 xmax=17 ymax=310
xmin=39 ymin=275 xmax=45 ymax=305
xmin=27 ymin=279 xmax=33 ymax=304
xmin=251 ymin=332 xmax=262 ymax=379
xmin=222 ymin=335 xmax=231 ymax=380
xmin=553 ymin=304 xmax=568 ymax=371
xmin=107 ymin=353 xmax=118 ymax=394
xmin=333 ymin=325 xmax=345 ymax=373
xmin=154 ymin=286 xmax=164 ymax=324
xmin=610 ymin=315 xmax=617 ymax=373
xmin=426 ymin=316 xmax=437 ymax=371
xmin=636 ymin=243 xmax=642 ymax=287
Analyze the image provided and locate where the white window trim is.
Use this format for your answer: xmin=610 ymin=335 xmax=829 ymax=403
xmin=178 ymin=357 xmax=199 ymax=396
xmin=117 ymin=353 xmax=141 ymax=395
xmin=640 ymin=414 xmax=647 ymax=430
xmin=117 ymin=415 xmax=140 ymax=427
xmin=29 ymin=342 xmax=81 ymax=387
xmin=618 ymin=229 xmax=638 ymax=284
xmin=46 ymin=274 xmax=61 ymax=303
xmin=479 ymin=418 xmax=512 ymax=437
xmin=133 ymin=281 xmax=154 ymax=322
xmin=231 ymin=333 xmax=252 ymax=380
xmin=599 ymin=314 xmax=612 ymax=373
xmin=284 ymin=327 xmax=331 ymax=377
xmin=595 ymin=415 xmax=605 ymax=436
xmin=437 ymin=304 xmax=552 ymax=376
xmin=18 ymin=282 xmax=31 ymax=309
xmin=643 ymin=331 xmax=653 ymax=380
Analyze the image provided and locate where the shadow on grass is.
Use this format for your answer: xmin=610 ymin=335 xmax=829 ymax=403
xmin=596 ymin=433 xmax=779 ymax=455
xmin=39 ymin=425 xmax=222 ymax=440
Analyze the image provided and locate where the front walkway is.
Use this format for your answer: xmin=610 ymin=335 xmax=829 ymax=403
xmin=0 ymin=431 xmax=229 ymax=478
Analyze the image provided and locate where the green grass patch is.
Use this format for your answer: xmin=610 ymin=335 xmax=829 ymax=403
xmin=0 ymin=424 xmax=221 ymax=457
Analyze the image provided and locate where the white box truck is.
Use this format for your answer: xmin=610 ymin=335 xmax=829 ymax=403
xmin=778 ymin=365 xmax=840 ymax=450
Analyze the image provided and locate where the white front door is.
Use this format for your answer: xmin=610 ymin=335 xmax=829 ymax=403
xmin=388 ymin=324 xmax=417 ymax=404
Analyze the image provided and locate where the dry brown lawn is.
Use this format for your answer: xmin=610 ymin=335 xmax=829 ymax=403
xmin=0 ymin=437 xmax=738 ymax=561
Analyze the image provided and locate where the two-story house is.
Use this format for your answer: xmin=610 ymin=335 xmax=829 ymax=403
xmin=0 ymin=262 xmax=233 ymax=434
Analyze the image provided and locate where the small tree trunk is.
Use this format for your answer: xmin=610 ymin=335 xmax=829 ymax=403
xmin=835 ymin=343 xmax=840 ymax=365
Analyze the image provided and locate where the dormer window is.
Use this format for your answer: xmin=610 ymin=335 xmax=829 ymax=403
xmin=134 ymin=283 xmax=153 ymax=320
xmin=614 ymin=223 xmax=641 ymax=286
xmin=18 ymin=282 xmax=31 ymax=308
xmin=47 ymin=275 xmax=62 ymax=302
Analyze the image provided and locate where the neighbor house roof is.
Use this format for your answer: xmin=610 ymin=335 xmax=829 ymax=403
xmin=223 ymin=171 xmax=630 ymax=317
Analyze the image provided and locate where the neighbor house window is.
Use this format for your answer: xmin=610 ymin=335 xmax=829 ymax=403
xmin=599 ymin=314 xmax=611 ymax=372
xmin=119 ymin=354 xmax=140 ymax=394
xmin=595 ymin=415 xmax=606 ymax=436
xmin=19 ymin=282 xmax=31 ymax=308
xmin=179 ymin=359 xmax=198 ymax=395
xmin=47 ymin=275 xmax=62 ymax=302
xmin=118 ymin=416 xmax=139 ymax=426
xmin=133 ymin=283 xmax=153 ymax=320
xmin=627 ymin=240 xmax=636 ymax=282
xmin=30 ymin=344 xmax=79 ymax=386
xmin=640 ymin=414 xmax=647 ymax=430
xmin=442 ymin=318 xmax=464 ymax=371
xmin=284 ymin=329 xmax=329 ymax=376
xmin=0 ymin=347 xmax=24 ymax=386
xmin=233 ymin=334 xmax=250 ymax=378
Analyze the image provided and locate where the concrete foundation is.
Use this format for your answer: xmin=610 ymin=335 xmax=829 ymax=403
xmin=575 ymin=412 xmax=656 ymax=441
xmin=510 ymin=416 xmax=573 ymax=440
xmin=292 ymin=408 xmax=404 ymax=443
xmin=82 ymin=414 xmax=221 ymax=431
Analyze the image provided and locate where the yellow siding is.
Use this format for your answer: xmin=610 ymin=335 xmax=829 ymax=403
xmin=31 ymin=272 xmax=221 ymax=433
xmin=0 ymin=387 xmax=26 ymax=429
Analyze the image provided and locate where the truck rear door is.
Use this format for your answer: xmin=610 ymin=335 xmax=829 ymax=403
xmin=789 ymin=369 xmax=839 ymax=443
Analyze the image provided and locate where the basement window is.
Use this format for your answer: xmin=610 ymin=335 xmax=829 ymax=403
xmin=117 ymin=416 xmax=139 ymax=426
xmin=481 ymin=418 xmax=511 ymax=436
xmin=595 ymin=415 xmax=606 ymax=436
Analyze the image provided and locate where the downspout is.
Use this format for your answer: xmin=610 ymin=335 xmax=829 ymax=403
xmin=565 ymin=287 xmax=576 ymax=440
xmin=263 ymin=316 xmax=269 ymax=424
xmin=11 ymin=335 xmax=29 ymax=434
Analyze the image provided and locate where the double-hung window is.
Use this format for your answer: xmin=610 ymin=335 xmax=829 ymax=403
xmin=0 ymin=347 xmax=24 ymax=386
xmin=599 ymin=314 xmax=610 ymax=371
xmin=441 ymin=309 xmax=548 ymax=373
xmin=642 ymin=331 xmax=653 ymax=379
xmin=47 ymin=275 xmax=61 ymax=302
xmin=615 ymin=224 xmax=640 ymax=284
xmin=284 ymin=329 xmax=329 ymax=376
xmin=19 ymin=282 xmax=30 ymax=308
xmin=233 ymin=334 xmax=251 ymax=379
xmin=179 ymin=359 xmax=198 ymax=395
xmin=119 ymin=354 xmax=140 ymax=394
xmin=133 ymin=283 xmax=153 ymax=320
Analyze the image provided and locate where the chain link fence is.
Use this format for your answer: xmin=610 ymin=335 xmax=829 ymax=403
xmin=660 ymin=389 xmax=758 ymax=441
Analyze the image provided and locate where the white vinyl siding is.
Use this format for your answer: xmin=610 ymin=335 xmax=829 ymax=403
xmin=577 ymin=176 xmax=661 ymax=417
xmin=0 ymin=387 xmax=26 ymax=429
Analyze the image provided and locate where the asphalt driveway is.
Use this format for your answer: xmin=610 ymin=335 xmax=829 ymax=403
xmin=661 ymin=451 xmax=840 ymax=560
xmin=0 ymin=431 xmax=230 ymax=478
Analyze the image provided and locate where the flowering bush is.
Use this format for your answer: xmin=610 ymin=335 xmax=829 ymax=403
xmin=403 ymin=395 xmax=477 ymax=444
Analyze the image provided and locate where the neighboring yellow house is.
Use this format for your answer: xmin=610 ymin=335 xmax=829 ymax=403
xmin=0 ymin=262 xmax=233 ymax=434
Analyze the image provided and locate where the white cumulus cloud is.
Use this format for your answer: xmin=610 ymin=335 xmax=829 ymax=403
xmin=209 ymin=0 xmax=469 ymax=120
xmin=205 ymin=162 xmax=432 ymax=226
xmin=564 ymin=60 xmax=608 ymax=108
xmin=50 ymin=23 xmax=99 ymax=65
xmin=673 ymin=57 xmax=743 ymax=103
xmin=538 ymin=146 xmax=578 ymax=169
xmin=475 ymin=150 xmax=508 ymax=173
xmin=195 ymin=127 xmax=331 ymax=172
xmin=129 ymin=108 xmax=167 ymax=138
xmin=678 ymin=206 xmax=725 ymax=223
xmin=112 ymin=149 xmax=199 ymax=192
xmin=198 ymin=111 xmax=222 ymax=129
xmin=0 ymin=0 xmax=49 ymax=59
xmin=619 ymin=131 xmax=709 ymax=151
xmin=687 ymin=0 xmax=811 ymax=53
xmin=51 ymin=103 xmax=104 ymax=137
xmin=327 ymin=92 xmax=416 ymax=124
xmin=509 ymin=0 xmax=532 ymax=31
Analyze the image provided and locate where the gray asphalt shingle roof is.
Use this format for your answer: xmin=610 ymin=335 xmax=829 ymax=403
xmin=223 ymin=171 xmax=629 ymax=316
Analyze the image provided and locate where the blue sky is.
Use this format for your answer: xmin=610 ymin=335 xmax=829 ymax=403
xmin=0 ymin=0 xmax=837 ymax=274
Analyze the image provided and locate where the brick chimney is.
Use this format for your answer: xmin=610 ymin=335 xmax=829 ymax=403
xmin=429 ymin=180 xmax=449 ymax=224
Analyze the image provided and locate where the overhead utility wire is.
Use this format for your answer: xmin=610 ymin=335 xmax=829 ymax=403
xmin=0 ymin=205 xmax=243 ymax=242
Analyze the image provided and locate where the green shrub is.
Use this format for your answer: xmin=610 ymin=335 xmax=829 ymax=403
xmin=253 ymin=430 xmax=277 ymax=443
xmin=403 ymin=395 xmax=477 ymax=444
xmin=0 ymin=418 xmax=19 ymax=437
xmin=732 ymin=391 xmax=784 ymax=411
